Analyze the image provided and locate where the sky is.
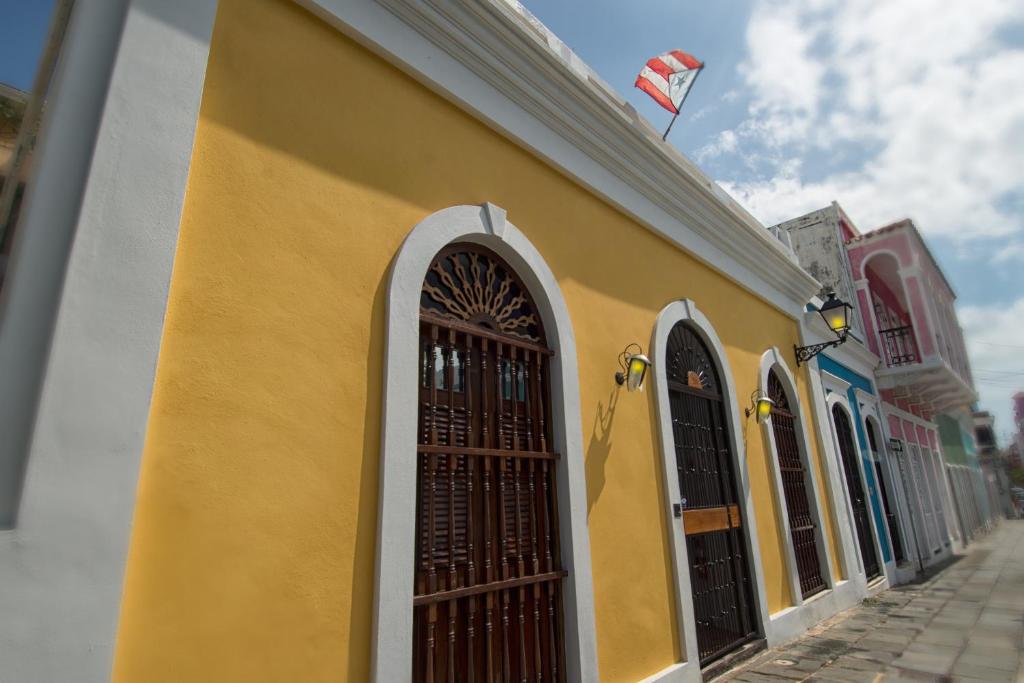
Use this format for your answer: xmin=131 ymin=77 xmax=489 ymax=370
xmin=521 ymin=0 xmax=1024 ymax=441
xmin=0 ymin=1 xmax=56 ymax=92
xmin=2 ymin=1 xmax=1023 ymax=437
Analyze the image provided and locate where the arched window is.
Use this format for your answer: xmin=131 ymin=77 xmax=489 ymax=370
xmin=831 ymin=405 xmax=881 ymax=579
xmin=414 ymin=244 xmax=564 ymax=681
xmin=766 ymin=370 xmax=827 ymax=598
xmin=666 ymin=322 xmax=757 ymax=665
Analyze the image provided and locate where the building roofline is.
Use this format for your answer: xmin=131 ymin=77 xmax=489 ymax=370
xmin=847 ymin=218 xmax=957 ymax=297
xmin=311 ymin=0 xmax=823 ymax=316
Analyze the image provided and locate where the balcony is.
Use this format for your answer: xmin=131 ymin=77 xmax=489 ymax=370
xmin=846 ymin=220 xmax=976 ymax=418
xmin=878 ymin=325 xmax=919 ymax=367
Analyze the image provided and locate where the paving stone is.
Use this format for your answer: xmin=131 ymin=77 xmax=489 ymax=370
xmin=733 ymin=673 xmax=794 ymax=683
xmin=888 ymin=649 xmax=957 ymax=675
xmin=957 ymin=650 xmax=1020 ymax=671
xmin=962 ymin=642 xmax=1019 ymax=657
xmin=830 ymin=656 xmax=882 ymax=672
xmin=913 ymin=628 xmax=966 ymax=646
xmin=719 ymin=524 xmax=1024 ymax=682
xmin=863 ymin=630 xmax=913 ymax=645
xmin=748 ymin=663 xmax=806 ymax=680
xmin=876 ymin=675 xmax=918 ymax=683
xmin=808 ymin=665 xmax=879 ymax=682
xmin=853 ymin=639 xmax=906 ymax=654
xmin=951 ymin=660 xmax=1016 ymax=682
xmin=845 ymin=648 xmax=898 ymax=665
xmin=967 ymin=633 xmax=1020 ymax=649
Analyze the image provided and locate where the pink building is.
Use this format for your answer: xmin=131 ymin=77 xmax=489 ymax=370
xmin=845 ymin=219 xmax=975 ymax=420
xmin=779 ymin=205 xmax=989 ymax=573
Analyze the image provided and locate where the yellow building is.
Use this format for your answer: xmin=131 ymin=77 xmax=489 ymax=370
xmin=0 ymin=1 xmax=881 ymax=681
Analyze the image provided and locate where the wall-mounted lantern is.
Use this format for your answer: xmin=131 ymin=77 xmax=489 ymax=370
xmin=615 ymin=343 xmax=651 ymax=392
xmin=794 ymin=291 xmax=855 ymax=366
xmin=745 ymin=390 xmax=774 ymax=424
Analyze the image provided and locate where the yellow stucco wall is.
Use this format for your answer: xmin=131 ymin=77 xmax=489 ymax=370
xmin=113 ymin=0 xmax=842 ymax=681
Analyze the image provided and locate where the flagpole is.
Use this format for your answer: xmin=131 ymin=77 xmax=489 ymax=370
xmin=661 ymin=65 xmax=703 ymax=141
xmin=661 ymin=111 xmax=681 ymax=141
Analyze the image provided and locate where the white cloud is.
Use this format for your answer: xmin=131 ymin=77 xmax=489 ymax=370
xmin=707 ymin=0 xmax=1024 ymax=438
xmin=712 ymin=0 xmax=1024 ymax=240
xmin=959 ymin=297 xmax=1024 ymax=441
xmin=697 ymin=129 xmax=738 ymax=161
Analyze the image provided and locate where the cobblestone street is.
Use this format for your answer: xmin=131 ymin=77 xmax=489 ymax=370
xmin=722 ymin=520 xmax=1024 ymax=682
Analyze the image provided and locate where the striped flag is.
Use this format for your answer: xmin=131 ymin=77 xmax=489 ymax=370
xmin=635 ymin=50 xmax=703 ymax=115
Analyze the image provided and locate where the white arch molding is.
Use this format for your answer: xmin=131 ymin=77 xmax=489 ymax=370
xmin=646 ymin=300 xmax=771 ymax=683
xmin=756 ymin=348 xmax=835 ymax=609
xmin=373 ymin=204 xmax=599 ymax=681
xmin=823 ymin=393 xmax=887 ymax=587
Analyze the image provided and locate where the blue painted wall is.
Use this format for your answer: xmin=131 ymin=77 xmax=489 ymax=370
xmin=817 ymin=354 xmax=893 ymax=564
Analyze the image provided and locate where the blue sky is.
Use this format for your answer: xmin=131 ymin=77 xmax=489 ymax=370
xmin=3 ymin=1 xmax=1022 ymax=436
xmin=522 ymin=0 xmax=1024 ymax=438
xmin=0 ymin=1 xmax=56 ymax=91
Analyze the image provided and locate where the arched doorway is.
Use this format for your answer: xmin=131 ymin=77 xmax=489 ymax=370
xmin=865 ymin=419 xmax=904 ymax=563
xmin=666 ymin=322 xmax=757 ymax=665
xmin=414 ymin=243 xmax=565 ymax=681
xmin=831 ymin=405 xmax=880 ymax=579
xmin=766 ymin=370 xmax=827 ymax=599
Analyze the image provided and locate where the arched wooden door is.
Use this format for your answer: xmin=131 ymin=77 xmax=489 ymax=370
xmin=414 ymin=244 xmax=566 ymax=682
xmin=666 ymin=323 xmax=757 ymax=666
xmin=766 ymin=371 xmax=826 ymax=599
xmin=831 ymin=405 xmax=881 ymax=579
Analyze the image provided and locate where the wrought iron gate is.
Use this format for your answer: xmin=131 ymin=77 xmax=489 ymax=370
xmin=667 ymin=323 xmax=757 ymax=666
xmin=767 ymin=371 xmax=826 ymax=599
xmin=414 ymin=245 xmax=565 ymax=682
xmin=831 ymin=406 xmax=881 ymax=579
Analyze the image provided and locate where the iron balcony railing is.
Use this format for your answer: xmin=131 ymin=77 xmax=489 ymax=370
xmin=879 ymin=325 xmax=918 ymax=367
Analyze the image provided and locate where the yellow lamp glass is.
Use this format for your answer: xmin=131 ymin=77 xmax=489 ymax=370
xmin=625 ymin=354 xmax=650 ymax=392
xmin=756 ymin=397 xmax=773 ymax=421
xmin=827 ymin=313 xmax=846 ymax=333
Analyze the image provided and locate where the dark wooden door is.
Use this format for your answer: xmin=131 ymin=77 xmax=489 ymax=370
xmin=414 ymin=245 xmax=565 ymax=683
xmin=831 ymin=405 xmax=881 ymax=579
xmin=767 ymin=371 xmax=827 ymax=599
xmin=666 ymin=323 xmax=757 ymax=666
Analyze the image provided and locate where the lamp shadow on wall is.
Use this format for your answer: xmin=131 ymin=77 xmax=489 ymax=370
xmin=586 ymin=386 xmax=620 ymax=515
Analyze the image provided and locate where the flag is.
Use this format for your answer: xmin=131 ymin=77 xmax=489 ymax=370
xmin=635 ymin=50 xmax=703 ymax=115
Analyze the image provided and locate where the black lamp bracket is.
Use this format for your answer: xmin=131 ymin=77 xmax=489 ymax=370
xmin=794 ymin=331 xmax=848 ymax=366
xmin=615 ymin=343 xmax=643 ymax=385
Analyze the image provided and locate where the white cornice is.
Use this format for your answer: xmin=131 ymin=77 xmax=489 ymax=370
xmin=299 ymin=0 xmax=822 ymax=317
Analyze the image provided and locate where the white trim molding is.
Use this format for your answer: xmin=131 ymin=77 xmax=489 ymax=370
xmin=0 ymin=0 xmax=217 ymax=680
xmin=374 ymin=204 xmax=598 ymax=682
xmin=648 ymin=300 xmax=770 ymax=682
xmin=296 ymin=0 xmax=822 ymax=320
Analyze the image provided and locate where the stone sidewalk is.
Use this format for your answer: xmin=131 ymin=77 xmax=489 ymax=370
xmin=721 ymin=520 xmax=1024 ymax=682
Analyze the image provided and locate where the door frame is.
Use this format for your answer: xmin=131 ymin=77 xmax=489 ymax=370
xmin=823 ymin=393 xmax=886 ymax=583
xmin=862 ymin=412 xmax=909 ymax=566
xmin=757 ymin=348 xmax=835 ymax=607
xmin=373 ymin=204 xmax=599 ymax=682
xmin=648 ymin=300 xmax=770 ymax=683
